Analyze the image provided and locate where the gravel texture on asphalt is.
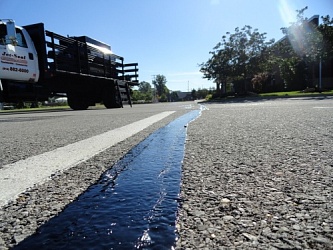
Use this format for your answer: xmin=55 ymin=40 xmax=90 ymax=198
xmin=0 ymin=110 xmax=189 ymax=249
xmin=176 ymin=98 xmax=333 ymax=249
xmin=1 ymin=98 xmax=332 ymax=250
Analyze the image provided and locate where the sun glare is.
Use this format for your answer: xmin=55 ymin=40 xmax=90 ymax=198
xmin=278 ymin=0 xmax=296 ymax=26
xmin=277 ymin=0 xmax=323 ymax=57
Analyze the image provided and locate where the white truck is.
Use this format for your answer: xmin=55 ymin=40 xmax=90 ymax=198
xmin=0 ymin=19 xmax=138 ymax=110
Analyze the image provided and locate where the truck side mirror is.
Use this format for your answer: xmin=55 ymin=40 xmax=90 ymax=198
xmin=5 ymin=20 xmax=18 ymax=46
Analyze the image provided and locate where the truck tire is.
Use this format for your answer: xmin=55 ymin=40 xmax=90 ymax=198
xmin=104 ymin=98 xmax=121 ymax=109
xmin=67 ymin=92 xmax=89 ymax=110
xmin=103 ymin=86 xmax=121 ymax=109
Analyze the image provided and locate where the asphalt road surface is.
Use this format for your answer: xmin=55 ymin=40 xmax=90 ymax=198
xmin=1 ymin=97 xmax=332 ymax=249
xmin=0 ymin=102 xmax=195 ymax=168
xmin=177 ymin=96 xmax=333 ymax=249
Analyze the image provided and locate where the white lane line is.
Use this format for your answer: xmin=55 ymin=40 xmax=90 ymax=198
xmin=0 ymin=111 xmax=175 ymax=207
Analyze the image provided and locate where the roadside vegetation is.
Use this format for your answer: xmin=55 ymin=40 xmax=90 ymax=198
xmin=259 ymin=89 xmax=333 ymax=97
xmin=131 ymin=7 xmax=332 ymax=104
xmin=200 ymin=7 xmax=333 ymax=98
xmin=202 ymin=89 xmax=333 ymax=102
xmin=132 ymin=75 xmax=171 ymax=103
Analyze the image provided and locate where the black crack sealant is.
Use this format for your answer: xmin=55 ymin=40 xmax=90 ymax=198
xmin=14 ymin=110 xmax=200 ymax=250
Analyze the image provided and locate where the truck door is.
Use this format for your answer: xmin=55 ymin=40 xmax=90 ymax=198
xmin=0 ymin=22 xmax=39 ymax=82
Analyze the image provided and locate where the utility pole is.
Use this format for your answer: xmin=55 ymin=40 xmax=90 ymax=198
xmin=319 ymin=57 xmax=322 ymax=91
xmin=152 ymin=75 xmax=157 ymax=102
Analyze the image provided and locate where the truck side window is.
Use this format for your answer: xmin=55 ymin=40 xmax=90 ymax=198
xmin=0 ymin=25 xmax=27 ymax=47
xmin=0 ymin=24 xmax=6 ymax=45
xmin=15 ymin=28 xmax=27 ymax=48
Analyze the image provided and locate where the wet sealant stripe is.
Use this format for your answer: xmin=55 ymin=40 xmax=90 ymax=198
xmin=13 ymin=109 xmax=201 ymax=249
xmin=0 ymin=111 xmax=175 ymax=207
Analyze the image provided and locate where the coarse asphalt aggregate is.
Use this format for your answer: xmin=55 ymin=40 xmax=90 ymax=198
xmin=176 ymin=97 xmax=332 ymax=249
xmin=0 ymin=97 xmax=332 ymax=249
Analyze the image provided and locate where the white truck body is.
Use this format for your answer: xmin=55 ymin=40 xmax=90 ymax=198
xmin=0 ymin=20 xmax=39 ymax=83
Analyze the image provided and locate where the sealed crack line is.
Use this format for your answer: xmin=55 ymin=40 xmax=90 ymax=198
xmin=13 ymin=109 xmax=201 ymax=250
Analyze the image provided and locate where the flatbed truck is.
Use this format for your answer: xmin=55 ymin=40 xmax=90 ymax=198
xmin=0 ymin=19 xmax=138 ymax=110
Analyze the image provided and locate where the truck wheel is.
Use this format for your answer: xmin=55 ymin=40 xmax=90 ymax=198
xmin=67 ymin=93 xmax=89 ymax=110
xmin=103 ymin=88 xmax=121 ymax=109
xmin=104 ymin=99 xmax=121 ymax=109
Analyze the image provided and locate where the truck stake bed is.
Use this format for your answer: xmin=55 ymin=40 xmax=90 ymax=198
xmin=0 ymin=20 xmax=139 ymax=110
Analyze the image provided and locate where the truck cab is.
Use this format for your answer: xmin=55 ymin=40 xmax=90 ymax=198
xmin=0 ymin=20 xmax=39 ymax=83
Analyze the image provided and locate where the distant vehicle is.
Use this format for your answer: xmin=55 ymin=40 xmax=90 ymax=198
xmin=54 ymin=97 xmax=67 ymax=104
xmin=0 ymin=19 xmax=138 ymax=110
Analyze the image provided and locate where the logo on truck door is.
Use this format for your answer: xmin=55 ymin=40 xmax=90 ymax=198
xmin=1 ymin=51 xmax=28 ymax=66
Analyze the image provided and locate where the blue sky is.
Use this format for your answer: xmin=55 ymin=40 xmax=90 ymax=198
xmin=1 ymin=0 xmax=332 ymax=91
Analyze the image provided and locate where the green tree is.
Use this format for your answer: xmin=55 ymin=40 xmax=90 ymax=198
xmin=200 ymin=46 xmax=233 ymax=93
xmin=281 ymin=7 xmax=324 ymax=62
xmin=139 ymin=81 xmax=152 ymax=94
xmin=191 ymin=89 xmax=197 ymax=100
xmin=319 ymin=15 xmax=333 ymax=60
xmin=196 ymin=88 xmax=210 ymax=99
xmin=139 ymin=81 xmax=153 ymax=101
xmin=131 ymin=90 xmax=145 ymax=101
xmin=275 ymin=7 xmax=333 ymax=89
xmin=131 ymin=81 xmax=153 ymax=102
xmin=152 ymin=74 xmax=169 ymax=101
xmin=159 ymin=93 xmax=168 ymax=102
xmin=200 ymin=25 xmax=274 ymax=95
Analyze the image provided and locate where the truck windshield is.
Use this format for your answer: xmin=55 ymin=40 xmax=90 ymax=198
xmin=0 ymin=24 xmax=27 ymax=47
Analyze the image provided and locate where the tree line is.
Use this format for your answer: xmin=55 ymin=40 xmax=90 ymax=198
xmin=132 ymin=74 xmax=214 ymax=102
xmin=200 ymin=7 xmax=333 ymax=95
xmin=132 ymin=7 xmax=332 ymax=102
xmin=131 ymin=75 xmax=169 ymax=102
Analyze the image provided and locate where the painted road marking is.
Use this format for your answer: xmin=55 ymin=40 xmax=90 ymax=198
xmin=0 ymin=111 xmax=175 ymax=207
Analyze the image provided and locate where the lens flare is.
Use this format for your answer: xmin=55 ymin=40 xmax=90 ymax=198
xmin=278 ymin=0 xmax=296 ymax=27
xmin=278 ymin=0 xmax=322 ymax=57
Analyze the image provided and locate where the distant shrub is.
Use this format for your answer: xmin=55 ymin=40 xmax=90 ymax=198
xmin=205 ymin=94 xmax=213 ymax=100
xmin=252 ymin=72 xmax=269 ymax=93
